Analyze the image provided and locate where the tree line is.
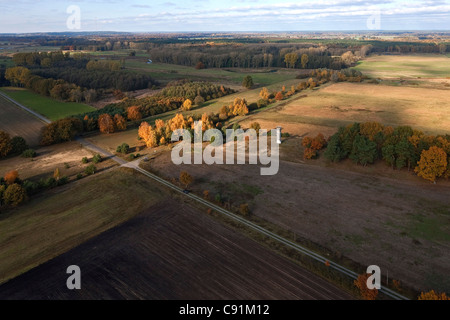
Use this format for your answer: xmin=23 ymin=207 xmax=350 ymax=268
xmin=319 ymin=122 xmax=450 ymax=183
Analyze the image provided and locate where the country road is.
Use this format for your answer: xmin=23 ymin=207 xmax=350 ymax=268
xmin=0 ymin=91 xmax=408 ymax=300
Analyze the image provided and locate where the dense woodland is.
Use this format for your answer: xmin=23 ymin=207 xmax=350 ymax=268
xmin=4 ymin=52 xmax=156 ymax=102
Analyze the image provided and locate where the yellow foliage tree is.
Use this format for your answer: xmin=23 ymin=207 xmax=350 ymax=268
xmin=181 ymin=99 xmax=192 ymax=111
xmin=418 ymin=290 xmax=449 ymax=300
xmin=414 ymin=146 xmax=447 ymax=183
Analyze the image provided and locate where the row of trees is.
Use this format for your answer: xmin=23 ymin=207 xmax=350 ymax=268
xmin=322 ymin=122 xmax=450 ymax=183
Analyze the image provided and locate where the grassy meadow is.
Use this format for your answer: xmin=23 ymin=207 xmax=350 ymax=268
xmin=0 ymin=87 xmax=95 ymax=121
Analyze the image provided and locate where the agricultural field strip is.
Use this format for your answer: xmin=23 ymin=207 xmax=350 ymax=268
xmin=3 ymin=90 xmax=407 ymax=299
xmin=0 ymin=90 xmax=51 ymax=124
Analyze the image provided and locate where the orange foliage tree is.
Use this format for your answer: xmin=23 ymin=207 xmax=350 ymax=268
xmin=354 ymin=273 xmax=378 ymax=300
xmin=414 ymin=146 xmax=447 ymax=183
xmin=98 ymin=114 xmax=115 ymax=134
xmin=179 ymin=171 xmax=193 ymax=189
xmin=275 ymin=92 xmax=284 ymax=101
xmin=4 ymin=170 xmax=19 ymax=185
xmin=127 ymin=106 xmax=142 ymax=121
xmin=114 ymin=114 xmax=127 ymax=131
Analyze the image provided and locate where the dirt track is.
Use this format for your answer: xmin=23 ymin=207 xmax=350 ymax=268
xmin=0 ymin=200 xmax=353 ymax=300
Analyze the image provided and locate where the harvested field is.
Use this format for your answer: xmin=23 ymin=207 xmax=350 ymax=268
xmin=143 ymin=148 xmax=450 ymax=294
xmin=0 ymin=93 xmax=44 ymax=146
xmin=0 ymin=199 xmax=353 ymax=300
xmin=354 ymin=55 xmax=450 ymax=79
xmin=239 ymin=82 xmax=450 ymax=136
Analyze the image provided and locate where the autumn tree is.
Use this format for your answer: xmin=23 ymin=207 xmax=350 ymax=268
xmin=418 ymin=290 xmax=449 ymax=300
xmin=3 ymin=183 xmax=27 ymax=206
xmin=284 ymin=52 xmax=298 ymax=68
xmin=195 ymin=61 xmax=205 ymax=70
xmin=240 ymin=203 xmax=250 ymax=216
xmin=414 ymin=146 xmax=447 ymax=183
xmin=53 ymin=168 xmax=61 ymax=181
xmin=275 ymin=92 xmax=284 ymax=101
xmin=354 ymin=273 xmax=378 ymax=300
xmin=194 ymin=95 xmax=205 ymax=106
xmin=231 ymin=98 xmax=249 ymax=116
xmin=181 ymin=99 xmax=193 ymax=111
xmin=114 ymin=114 xmax=127 ymax=131
xmin=4 ymin=170 xmax=19 ymax=185
xmin=180 ymin=171 xmax=193 ymax=189
xmin=242 ymin=75 xmax=253 ymax=89
xmin=127 ymin=106 xmax=142 ymax=121
xmin=0 ymin=130 xmax=12 ymax=158
xmin=98 ymin=114 xmax=115 ymax=134
xmin=259 ymin=87 xmax=270 ymax=100
xmin=301 ymin=54 xmax=309 ymax=69
xmin=250 ymin=122 xmax=261 ymax=134
xmin=138 ymin=122 xmax=158 ymax=148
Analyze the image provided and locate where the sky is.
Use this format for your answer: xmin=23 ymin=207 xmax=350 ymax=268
xmin=0 ymin=0 xmax=449 ymax=33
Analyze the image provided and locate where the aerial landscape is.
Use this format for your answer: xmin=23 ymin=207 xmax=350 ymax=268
xmin=0 ymin=0 xmax=449 ymax=306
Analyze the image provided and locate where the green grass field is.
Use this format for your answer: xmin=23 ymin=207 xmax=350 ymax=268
xmin=0 ymin=168 xmax=168 ymax=284
xmin=125 ymin=60 xmax=299 ymax=86
xmin=354 ymin=54 xmax=450 ymax=79
xmin=0 ymin=87 xmax=95 ymax=121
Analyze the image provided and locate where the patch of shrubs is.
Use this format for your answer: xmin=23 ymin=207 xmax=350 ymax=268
xmin=116 ymin=143 xmax=130 ymax=154
xmin=21 ymin=149 xmax=37 ymax=158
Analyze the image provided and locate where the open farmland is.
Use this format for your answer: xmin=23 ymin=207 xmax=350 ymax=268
xmin=239 ymin=82 xmax=450 ymax=136
xmin=0 ymin=93 xmax=44 ymax=146
xmin=0 ymin=168 xmax=167 ymax=285
xmin=354 ymin=54 xmax=450 ymax=79
xmin=0 ymin=87 xmax=95 ymax=121
xmin=143 ymin=149 xmax=450 ymax=294
xmin=0 ymin=199 xmax=352 ymax=299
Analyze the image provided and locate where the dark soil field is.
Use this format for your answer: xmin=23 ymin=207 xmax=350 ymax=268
xmin=0 ymin=200 xmax=353 ymax=300
xmin=0 ymin=94 xmax=44 ymax=146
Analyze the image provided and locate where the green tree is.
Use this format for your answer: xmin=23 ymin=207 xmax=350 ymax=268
xmin=3 ymin=183 xmax=28 ymax=206
xmin=350 ymin=134 xmax=377 ymax=166
xmin=10 ymin=136 xmax=28 ymax=155
xmin=324 ymin=133 xmax=346 ymax=162
xmin=242 ymin=75 xmax=253 ymax=89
